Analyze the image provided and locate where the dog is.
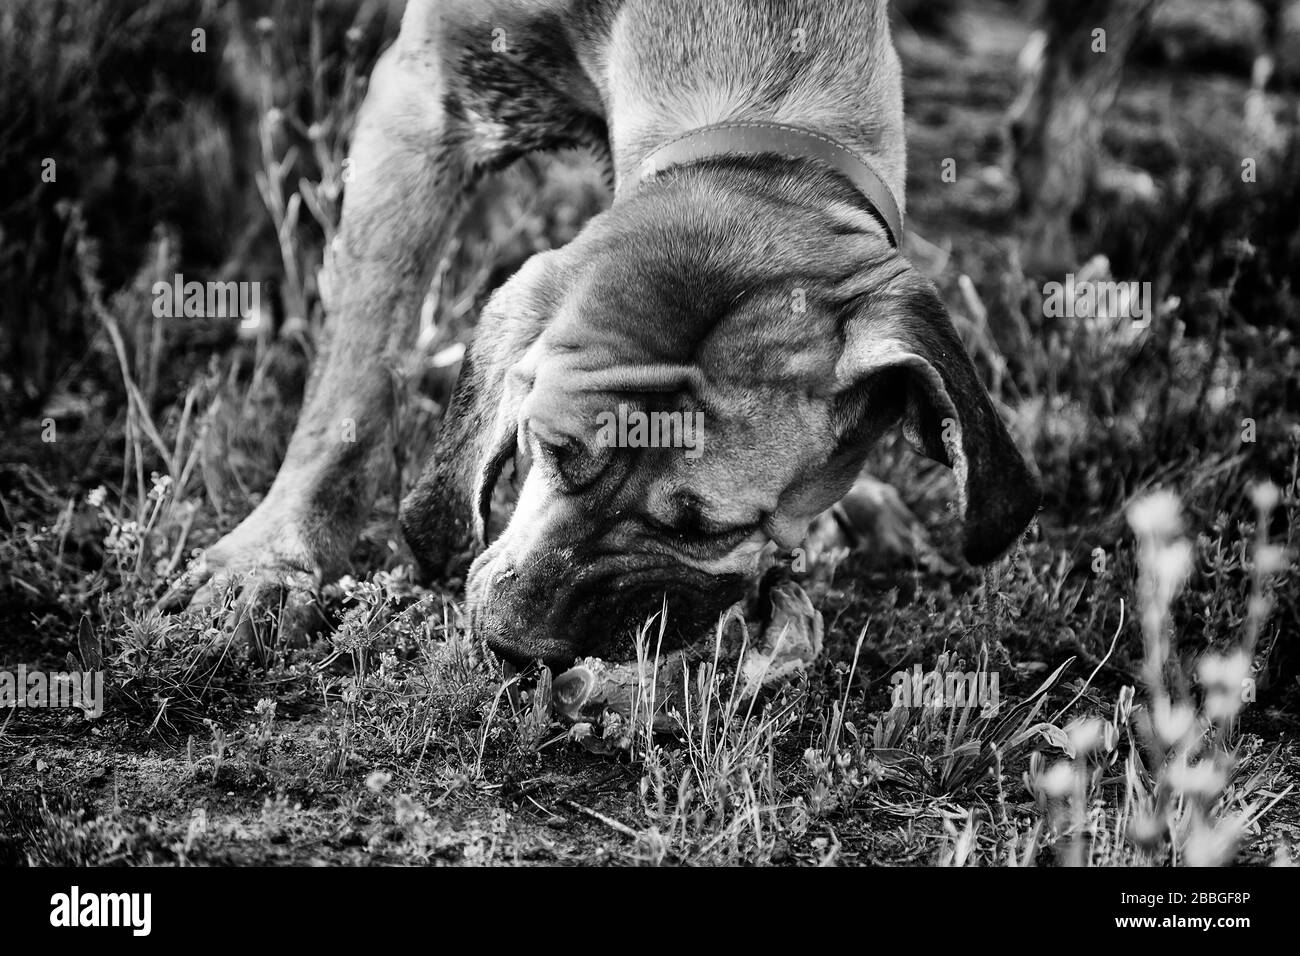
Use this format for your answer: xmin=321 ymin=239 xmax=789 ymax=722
xmin=168 ymin=0 xmax=1041 ymax=666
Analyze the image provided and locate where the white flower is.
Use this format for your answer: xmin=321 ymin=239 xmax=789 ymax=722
xmin=1199 ymin=650 xmax=1252 ymax=721
xmin=1198 ymin=650 xmax=1251 ymax=693
xmin=1167 ymin=759 xmax=1226 ymax=800
xmin=86 ymin=486 xmax=107 ymax=508
xmin=1254 ymin=544 xmax=1288 ymax=576
xmin=1066 ymin=717 xmax=1108 ymax=755
xmin=1183 ymin=817 xmax=1241 ymax=866
xmin=148 ymin=473 xmax=173 ymax=501
xmin=1250 ymin=482 xmax=1280 ymax=513
xmin=1127 ymin=490 xmax=1183 ymax=540
xmin=1127 ymin=808 xmax=1164 ymax=848
xmin=1152 ymin=699 xmax=1196 ymax=745
xmin=1151 ymin=539 xmax=1193 ymax=596
xmin=1037 ymin=761 xmax=1077 ymax=799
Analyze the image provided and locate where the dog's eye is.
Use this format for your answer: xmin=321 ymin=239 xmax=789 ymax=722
xmin=535 ymin=437 xmax=607 ymax=492
xmin=639 ymin=514 xmax=756 ymax=550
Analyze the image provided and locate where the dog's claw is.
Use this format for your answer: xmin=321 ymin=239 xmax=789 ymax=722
xmin=223 ymin=573 xmax=327 ymax=662
xmin=157 ymin=560 xmax=213 ymax=613
xmin=157 ymin=530 xmax=330 ymax=659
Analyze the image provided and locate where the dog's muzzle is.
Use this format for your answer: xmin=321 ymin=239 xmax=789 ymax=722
xmin=468 ymin=547 xmax=747 ymax=667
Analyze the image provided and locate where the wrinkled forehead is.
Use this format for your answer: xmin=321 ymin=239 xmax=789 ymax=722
xmin=527 ymin=341 xmax=831 ymax=436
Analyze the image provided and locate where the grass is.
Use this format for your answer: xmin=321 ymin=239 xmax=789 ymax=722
xmin=1 ymin=0 xmax=1298 ymax=866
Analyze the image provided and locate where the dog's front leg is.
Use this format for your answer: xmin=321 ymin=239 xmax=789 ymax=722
xmin=164 ymin=43 xmax=478 ymax=649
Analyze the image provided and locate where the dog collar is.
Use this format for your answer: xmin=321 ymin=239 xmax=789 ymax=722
xmin=618 ymin=120 xmax=903 ymax=248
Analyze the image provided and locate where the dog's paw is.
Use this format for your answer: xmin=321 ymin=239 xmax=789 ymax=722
xmin=158 ymin=524 xmax=330 ymax=659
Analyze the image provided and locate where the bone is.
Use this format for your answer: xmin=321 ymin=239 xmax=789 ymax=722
xmin=552 ymin=580 xmax=823 ymax=747
xmin=552 ymin=652 xmax=692 ymax=733
xmin=738 ymin=579 xmax=824 ymax=699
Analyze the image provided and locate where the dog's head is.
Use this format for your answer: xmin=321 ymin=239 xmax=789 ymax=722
xmin=421 ymin=158 xmax=1039 ymax=666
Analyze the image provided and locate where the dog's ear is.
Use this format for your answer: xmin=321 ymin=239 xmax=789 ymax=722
xmin=835 ymin=261 xmax=1040 ymax=564
xmin=400 ymin=254 xmax=556 ymax=577
xmin=455 ymin=346 xmax=538 ymax=548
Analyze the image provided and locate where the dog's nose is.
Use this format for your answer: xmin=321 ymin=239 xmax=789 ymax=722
xmin=471 ymin=556 xmax=584 ymax=666
xmin=479 ymin=611 xmax=580 ymax=669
